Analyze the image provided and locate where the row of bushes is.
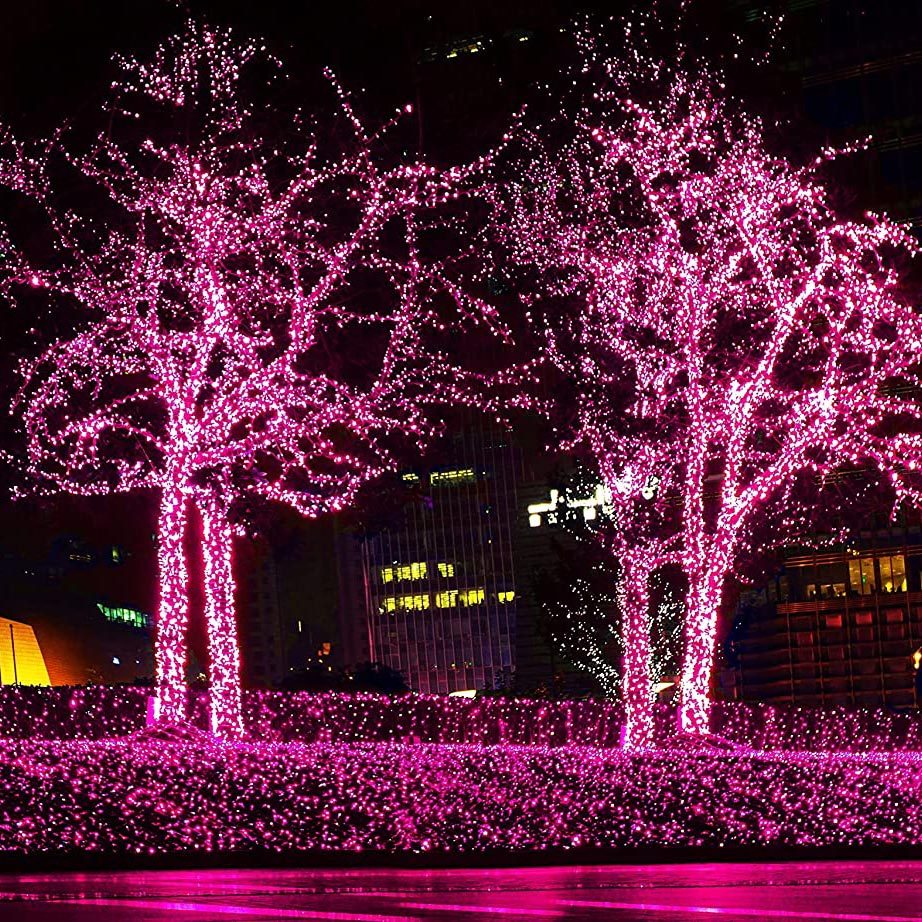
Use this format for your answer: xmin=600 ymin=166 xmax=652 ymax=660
xmin=0 ymin=685 xmax=919 ymax=750
xmin=0 ymin=736 xmax=918 ymax=854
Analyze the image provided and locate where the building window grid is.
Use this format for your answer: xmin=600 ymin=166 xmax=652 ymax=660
xmin=739 ymin=521 xmax=922 ymax=706
xmin=747 ymin=522 xmax=919 ymax=707
xmin=364 ymin=427 xmax=518 ymax=693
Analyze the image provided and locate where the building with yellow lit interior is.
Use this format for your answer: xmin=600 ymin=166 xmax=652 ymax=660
xmin=355 ymin=428 xmax=519 ymax=694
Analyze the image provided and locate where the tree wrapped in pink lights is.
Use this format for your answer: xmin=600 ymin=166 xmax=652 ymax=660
xmin=0 ymin=24 xmax=498 ymax=736
xmin=495 ymin=51 xmax=922 ymax=745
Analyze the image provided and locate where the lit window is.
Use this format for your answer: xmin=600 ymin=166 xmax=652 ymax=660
xmin=459 ymin=588 xmax=485 ymax=606
xmin=527 ymin=489 xmax=560 ymax=527
xmin=848 ymin=558 xmax=876 ymax=595
xmin=399 ymin=562 xmax=427 ymax=580
xmin=383 ymin=562 xmax=427 ymax=582
xmin=382 ymin=562 xmax=427 ymax=582
xmin=497 ymin=590 xmax=515 ymax=603
xmin=383 ymin=597 xmax=397 ymax=613
xmin=879 ymin=555 xmax=907 ymax=593
xmin=398 ymin=594 xmax=429 ymax=611
xmin=401 ymin=472 xmax=420 ymax=483
xmin=430 ymin=468 xmax=476 ymax=486
xmin=437 ymin=562 xmax=455 ymax=578
xmin=97 ymin=603 xmax=151 ymax=628
xmin=436 ymin=590 xmax=458 ymax=608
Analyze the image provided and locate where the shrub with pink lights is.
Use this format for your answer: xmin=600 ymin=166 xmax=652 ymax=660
xmin=2 ymin=687 xmax=922 ymax=753
xmin=1 ymin=737 xmax=922 ymax=854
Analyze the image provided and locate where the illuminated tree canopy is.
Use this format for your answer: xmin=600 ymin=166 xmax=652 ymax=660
xmin=493 ymin=43 xmax=922 ymax=745
xmin=0 ymin=23 xmax=502 ymax=736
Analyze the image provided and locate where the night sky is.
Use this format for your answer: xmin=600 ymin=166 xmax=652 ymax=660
xmin=0 ymin=1 xmax=571 ymax=132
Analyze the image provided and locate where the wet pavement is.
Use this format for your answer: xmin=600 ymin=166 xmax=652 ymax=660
xmin=1 ymin=861 xmax=921 ymax=920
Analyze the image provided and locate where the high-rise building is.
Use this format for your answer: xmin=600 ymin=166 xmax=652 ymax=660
xmin=730 ymin=0 xmax=922 ymax=232
xmin=340 ymin=427 xmax=520 ymax=694
xmin=240 ymin=546 xmax=286 ymax=688
xmin=240 ymin=516 xmax=341 ymax=687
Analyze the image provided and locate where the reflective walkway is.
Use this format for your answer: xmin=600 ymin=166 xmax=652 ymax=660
xmin=1 ymin=861 xmax=921 ymax=920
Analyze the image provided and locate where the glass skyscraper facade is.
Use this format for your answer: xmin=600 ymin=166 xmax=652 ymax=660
xmin=360 ymin=428 xmax=519 ymax=694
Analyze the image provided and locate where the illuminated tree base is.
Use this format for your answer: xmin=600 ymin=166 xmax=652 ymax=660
xmin=2 ymin=739 xmax=922 ymax=854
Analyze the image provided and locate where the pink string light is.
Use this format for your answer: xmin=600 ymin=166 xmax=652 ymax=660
xmin=2 ymin=729 xmax=922 ymax=853
xmin=0 ymin=687 xmax=921 ymax=753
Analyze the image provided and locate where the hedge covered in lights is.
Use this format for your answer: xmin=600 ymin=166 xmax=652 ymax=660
xmin=0 ymin=737 xmax=920 ymax=855
xmin=2 ymin=686 xmax=922 ymax=752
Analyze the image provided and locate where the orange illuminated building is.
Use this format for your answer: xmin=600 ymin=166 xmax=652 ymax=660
xmin=0 ymin=617 xmax=51 ymax=685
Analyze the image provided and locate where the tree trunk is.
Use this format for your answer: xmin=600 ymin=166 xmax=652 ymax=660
xmin=155 ymin=484 xmax=190 ymax=724
xmin=201 ymin=498 xmax=244 ymax=738
xmin=618 ymin=562 xmax=654 ymax=749
xmin=679 ymin=573 xmax=723 ymax=736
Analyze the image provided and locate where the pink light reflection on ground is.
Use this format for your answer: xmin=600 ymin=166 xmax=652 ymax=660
xmin=560 ymin=899 xmax=922 ymax=921
xmin=48 ymin=898 xmax=418 ymax=920
xmin=397 ymin=903 xmax=560 ymax=917
xmin=7 ymin=864 xmax=922 ymax=920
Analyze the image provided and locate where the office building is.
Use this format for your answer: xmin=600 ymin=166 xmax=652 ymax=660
xmin=343 ymin=427 xmax=519 ymax=694
xmin=730 ymin=519 xmax=922 ymax=707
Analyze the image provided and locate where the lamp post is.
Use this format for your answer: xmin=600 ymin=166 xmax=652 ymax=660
xmin=913 ymin=647 xmax=922 ymax=708
xmin=9 ymin=624 xmax=17 ymax=686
